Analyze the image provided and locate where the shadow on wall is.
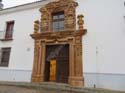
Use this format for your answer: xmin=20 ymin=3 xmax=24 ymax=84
xmin=0 ymin=69 xmax=32 ymax=82
xmin=84 ymin=73 xmax=125 ymax=91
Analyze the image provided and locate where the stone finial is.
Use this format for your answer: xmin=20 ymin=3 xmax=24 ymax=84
xmin=34 ymin=20 xmax=40 ymax=34
xmin=77 ymin=15 xmax=84 ymax=30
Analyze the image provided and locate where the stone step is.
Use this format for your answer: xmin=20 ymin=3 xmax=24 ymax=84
xmin=0 ymin=81 xmax=124 ymax=93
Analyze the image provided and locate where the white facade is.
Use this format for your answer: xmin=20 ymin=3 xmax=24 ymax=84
xmin=0 ymin=0 xmax=125 ymax=91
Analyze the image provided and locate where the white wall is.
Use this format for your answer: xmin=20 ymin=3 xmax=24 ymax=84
xmin=76 ymin=0 xmax=125 ymax=74
xmin=0 ymin=69 xmax=32 ymax=82
xmin=0 ymin=8 xmax=41 ymax=70
xmin=0 ymin=5 xmax=41 ymax=82
xmin=84 ymin=73 xmax=125 ymax=91
xmin=76 ymin=0 xmax=125 ymax=90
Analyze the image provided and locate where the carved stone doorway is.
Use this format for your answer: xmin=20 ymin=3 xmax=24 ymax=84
xmin=31 ymin=0 xmax=87 ymax=87
xmin=44 ymin=44 xmax=69 ymax=83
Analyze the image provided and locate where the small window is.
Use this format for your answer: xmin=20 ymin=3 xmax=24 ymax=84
xmin=52 ymin=12 xmax=64 ymax=31
xmin=0 ymin=47 xmax=11 ymax=67
xmin=5 ymin=21 xmax=14 ymax=39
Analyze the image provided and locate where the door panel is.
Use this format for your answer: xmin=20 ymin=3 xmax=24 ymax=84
xmin=56 ymin=58 xmax=69 ymax=83
xmin=49 ymin=59 xmax=56 ymax=81
xmin=44 ymin=61 xmax=50 ymax=81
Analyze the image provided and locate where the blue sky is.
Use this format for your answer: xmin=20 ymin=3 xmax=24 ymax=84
xmin=3 ymin=0 xmax=39 ymax=8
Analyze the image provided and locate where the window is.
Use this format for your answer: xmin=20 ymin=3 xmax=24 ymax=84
xmin=52 ymin=12 xmax=64 ymax=31
xmin=0 ymin=47 xmax=11 ymax=67
xmin=5 ymin=21 xmax=14 ymax=39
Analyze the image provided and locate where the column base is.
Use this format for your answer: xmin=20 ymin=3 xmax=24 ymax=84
xmin=31 ymin=75 xmax=44 ymax=82
xmin=68 ymin=76 xmax=84 ymax=87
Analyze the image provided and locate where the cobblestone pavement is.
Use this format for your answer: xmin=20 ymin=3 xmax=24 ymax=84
xmin=0 ymin=85 xmax=72 ymax=93
xmin=0 ymin=86 xmax=38 ymax=93
xmin=0 ymin=82 xmax=85 ymax=93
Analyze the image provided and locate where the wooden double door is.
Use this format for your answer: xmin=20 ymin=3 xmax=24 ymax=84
xmin=44 ymin=44 xmax=69 ymax=83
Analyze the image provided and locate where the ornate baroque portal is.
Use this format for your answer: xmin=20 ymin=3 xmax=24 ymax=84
xmin=31 ymin=0 xmax=87 ymax=87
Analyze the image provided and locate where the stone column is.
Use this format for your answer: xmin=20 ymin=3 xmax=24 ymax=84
xmin=32 ymin=40 xmax=42 ymax=82
xmin=69 ymin=36 xmax=84 ymax=87
xmin=74 ymin=36 xmax=84 ymax=87
xmin=68 ymin=37 xmax=75 ymax=85
xmin=40 ymin=40 xmax=46 ymax=81
xmin=32 ymin=39 xmax=46 ymax=82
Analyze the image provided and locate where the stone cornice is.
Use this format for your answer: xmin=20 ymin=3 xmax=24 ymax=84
xmin=31 ymin=29 xmax=87 ymax=40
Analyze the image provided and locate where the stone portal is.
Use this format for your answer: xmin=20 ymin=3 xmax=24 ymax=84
xmin=31 ymin=0 xmax=87 ymax=87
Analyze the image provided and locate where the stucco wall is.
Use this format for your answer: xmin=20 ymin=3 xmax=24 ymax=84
xmin=0 ymin=8 xmax=40 ymax=70
xmin=76 ymin=0 xmax=125 ymax=74
xmin=0 ymin=5 xmax=41 ymax=82
xmin=76 ymin=0 xmax=125 ymax=90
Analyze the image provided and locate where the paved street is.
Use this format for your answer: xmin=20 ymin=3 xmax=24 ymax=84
xmin=0 ymin=85 xmax=37 ymax=93
xmin=0 ymin=85 xmax=74 ymax=93
xmin=0 ymin=82 xmax=125 ymax=93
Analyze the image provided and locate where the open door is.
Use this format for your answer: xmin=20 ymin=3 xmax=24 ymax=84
xmin=45 ymin=44 xmax=69 ymax=83
xmin=49 ymin=59 xmax=56 ymax=81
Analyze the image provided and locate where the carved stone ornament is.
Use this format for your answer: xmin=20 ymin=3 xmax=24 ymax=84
xmin=40 ymin=7 xmax=49 ymax=31
xmin=77 ymin=15 xmax=84 ymax=30
xmin=31 ymin=0 xmax=87 ymax=87
xmin=39 ymin=0 xmax=78 ymax=31
xmin=34 ymin=20 xmax=39 ymax=33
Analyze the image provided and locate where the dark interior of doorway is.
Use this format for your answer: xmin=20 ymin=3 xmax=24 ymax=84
xmin=44 ymin=44 xmax=69 ymax=83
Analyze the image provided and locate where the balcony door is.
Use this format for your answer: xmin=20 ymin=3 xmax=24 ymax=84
xmin=5 ymin=21 xmax=14 ymax=39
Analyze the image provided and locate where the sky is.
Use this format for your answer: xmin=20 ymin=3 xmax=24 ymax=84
xmin=2 ymin=0 xmax=39 ymax=8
